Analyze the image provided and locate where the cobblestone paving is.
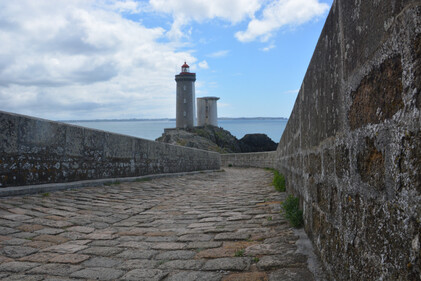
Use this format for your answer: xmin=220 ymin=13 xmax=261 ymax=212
xmin=0 ymin=168 xmax=317 ymax=281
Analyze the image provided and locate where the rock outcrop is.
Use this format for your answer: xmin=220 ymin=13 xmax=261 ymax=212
xmin=156 ymin=126 xmax=277 ymax=154
xmin=239 ymin=134 xmax=278 ymax=152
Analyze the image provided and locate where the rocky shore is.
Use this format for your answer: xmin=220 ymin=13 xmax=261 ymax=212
xmin=156 ymin=126 xmax=277 ymax=153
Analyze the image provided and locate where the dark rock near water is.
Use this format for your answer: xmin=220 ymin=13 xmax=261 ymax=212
xmin=156 ymin=126 xmax=277 ymax=154
xmin=239 ymin=134 xmax=278 ymax=152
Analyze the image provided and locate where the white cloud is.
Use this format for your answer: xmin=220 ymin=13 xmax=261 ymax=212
xmin=149 ymin=0 xmax=261 ymax=40
xmin=261 ymin=43 xmax=276 ymax=52
xmin=207 ymin=50 xmax=230 ymax=58
xmin=198 ymin=60 xmax=209 ymax=69
xmin=0 ymin=0 xmax=196 ymax=120
xmin=235 ymin=0 xmax=330 ymax=42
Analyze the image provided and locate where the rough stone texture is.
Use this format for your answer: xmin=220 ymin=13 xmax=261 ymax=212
xmin=0 ymin=168 xmax=319 ymax=280
xmin=274 ymin=1 xmax=421 ymax=280
xmin=221 ymin=152 xmax=277 ymax=169
xmin=0 ymin=110 xmax=220 ymax=188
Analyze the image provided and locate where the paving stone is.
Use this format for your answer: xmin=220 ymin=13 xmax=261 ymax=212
xmin=117 ymin=249 xmax=158 ymax=259
xmin=122 ymin=269 xmax=168 ymax=281
xmin=222 ymin=272 xmax=269 ymax=281
xmin=34 ymin=228 xmax=64 ymax=235
xmin=0 ymin=168 xmax=323 ymax=279
xmin=79 ymin=246 xmax=123 ymax=256
xmin=19 ymin=252 xmax=60 ymax=262
xmin=86 ymin=232 xmax=117 ymax=240
xmin=0 ymin=262 xmax=39 ymax=273
xmin=155 ymin=250 xmax=196 ymax=260
xmin=24 ymin=240 xmax=55 ymax=249
xmin=158 ymin=259 xmax=204 ymax=270
xmin=89 ymin=239 xmax=120 ymax=247
xmin=49 ymin=254 xmax=90 ymax=264
xmin=41 ymin=243 xmax=88 ymax=254
xmin=227 ymin=215 xmax=253 ymax=221
xmin=43 ymin=278 xmax=85 ymax=281
xmin=1 ymin=238 xmax=28 ymax=245
xmin=186 ymin=241 xmax=222 ymax=249
xmin=1 ymin=246 xmax=38 ymax=258
xmin=0 ymin=227 xmax=19 ymax=235
xmin=187 ymin=222 xmax=215 ymax=228
xmin=28 ymin=264 xmax=81 ymax=276
xmin=199 ymin=217 xmax=223 ymax=222
xmin=178 ymin=233 xmax=213 ymax=242
xmin=203 ymin=257 xmax=251 ymax=271
xmin=118 ymin=259 xmax=158 ymax=270
xmin=151 ymin=242 xmax=185 ymax=250
xmin=33 ymin=234 xmax=69 ymax=244
xmin=10 ymin=232 xmax=37 ymax=239
xmin=0 ymin=274 xmax=44 ymax=281
xmin=257 ymin=254 xmax=308 ymax=270
xmin=166 ymin=271 xmax=222 ymax=281
xmin=268 ymin=268 xmax=315 ymax=281
xmin=66 ymin=226 xmax=95 ymax=233
xmin=83 ymin=257 xmax=123 ymax=268
xmin=70 ymin=267 xmax=124 ymax=280
xmin=214 ymin=232 xmax=250 ymax=241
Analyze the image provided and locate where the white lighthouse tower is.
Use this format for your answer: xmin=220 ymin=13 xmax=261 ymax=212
xmin=197 ymin=97 xmax=220 ymax=127
xmin=175 ymin=62 xmax=196 ymax=129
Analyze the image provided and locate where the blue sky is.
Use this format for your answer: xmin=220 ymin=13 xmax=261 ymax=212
xmin=0 ymin=0 xmax=333 ymax=120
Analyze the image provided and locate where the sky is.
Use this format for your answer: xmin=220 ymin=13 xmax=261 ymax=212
xmin=0 ymin=0 xmax=333 ymax=120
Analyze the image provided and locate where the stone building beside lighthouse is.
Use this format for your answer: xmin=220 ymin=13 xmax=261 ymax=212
xmin=197 ymin=97 xmax=219 ymax=127
xmin=175 ymin=62 xmax=196 ymax=129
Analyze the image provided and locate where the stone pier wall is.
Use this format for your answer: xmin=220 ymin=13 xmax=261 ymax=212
xmin=0 ymin=111 xmax=220 ymax=187
xmin=220 ymin=152 xmax=277 ymax=169
xmin=275 ymin=0 xmax=420 ymax=280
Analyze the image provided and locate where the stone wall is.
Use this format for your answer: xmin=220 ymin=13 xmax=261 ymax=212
xmin=275 ymin=0 xmax=421 ymax=280
xmin=221 ymin=152 xmax=277 ymax=169
xmin=0 ymin=111 xmax=220 ymax=187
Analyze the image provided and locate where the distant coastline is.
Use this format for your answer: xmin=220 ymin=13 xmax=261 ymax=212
xmin=60 ymin=117 xmax=288 ymax=122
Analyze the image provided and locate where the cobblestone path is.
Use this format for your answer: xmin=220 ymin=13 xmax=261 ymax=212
xmin=0 ymin=168 xmax=318 ymax=281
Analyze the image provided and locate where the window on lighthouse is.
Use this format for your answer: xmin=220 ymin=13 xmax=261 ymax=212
xmin=181 ymin=62 xmax=189 ymax=73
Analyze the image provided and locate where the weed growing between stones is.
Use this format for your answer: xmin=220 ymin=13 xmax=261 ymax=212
xmin=253 ymin=257 xmax=260 ymax=263
xmin=135 ymin=177 xmax=151 ymax=182
xmin=265 ymin=168 xmax=286 ymax=192
xmin=42 ymin=192 xmax=50 ymax=197
xmin=282 ymin=195 xmax=304 ymax=228
xmin=235 ymin=249 xmax=245 ymax=257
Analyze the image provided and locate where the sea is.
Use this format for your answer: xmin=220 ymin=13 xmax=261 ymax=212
xmin=65 ymin=118 xmax=288 ymax=143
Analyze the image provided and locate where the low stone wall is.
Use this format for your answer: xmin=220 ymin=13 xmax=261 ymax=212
xmin=275 ymin=1 xmax=420 ymax=280
xmin=0 ymin=111 xmax=220 ymax=187
xmin=221 ymin=152 xmax=277 ymax=169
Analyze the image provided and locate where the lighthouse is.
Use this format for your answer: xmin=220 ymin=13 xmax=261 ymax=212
xmin=175 ymin=62 xmax=196 ymax=129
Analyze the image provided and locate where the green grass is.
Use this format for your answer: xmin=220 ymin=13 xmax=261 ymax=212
xmin=265 ymin=168 xmax=286 ymax=192
xmin=234 ymin=249 xmax=245 ymax=257
xmin=135 ymin=177 xmax=152 ymax=182
xmin=41 ymin=192 xmax=50 ymax=197
xmin=253 ymin=257 xmax=260 ymax=263
xmin=282 ymin=195 xmax=304 ymax=228
xmin=266 ymin=216 xmax=273 ymax=221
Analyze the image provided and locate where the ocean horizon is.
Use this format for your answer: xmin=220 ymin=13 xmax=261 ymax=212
xmin=65 ymin=118 xmax=288 ymax=143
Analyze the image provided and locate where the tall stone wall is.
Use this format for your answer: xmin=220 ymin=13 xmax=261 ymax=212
xmin=276 ymin=0 xmax=420 ymax=280
xmin=0 ymin=111 xmax=220 ymax=187
xmin=221 ymin=152 xmax=277 ymax=169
